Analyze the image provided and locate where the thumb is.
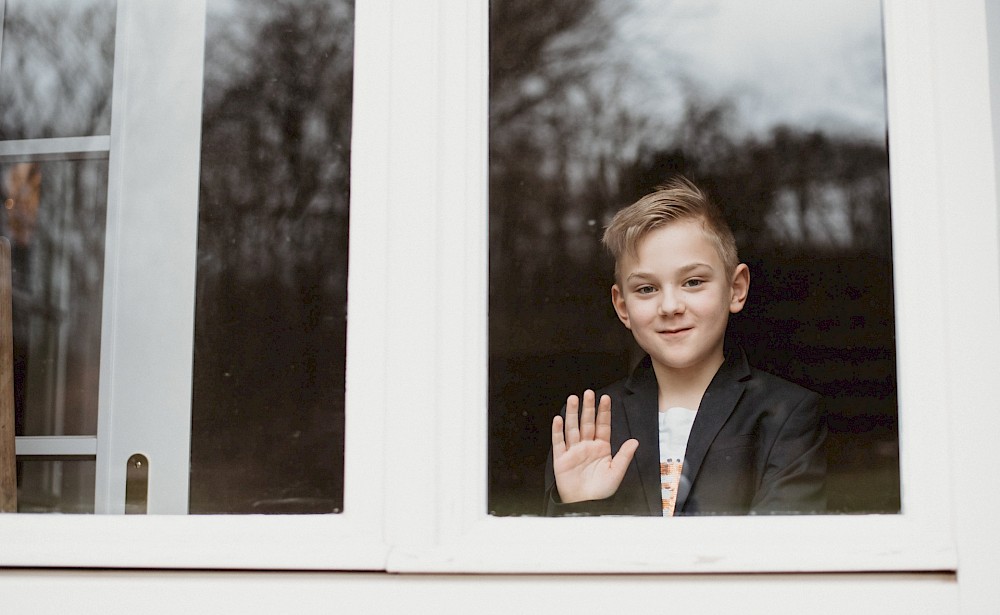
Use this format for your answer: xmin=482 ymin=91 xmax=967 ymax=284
xmin=609 ymin=438 xmax=639 ymax=479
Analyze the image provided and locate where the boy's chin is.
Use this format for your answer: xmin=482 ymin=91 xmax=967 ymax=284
xmin=647 ymin=349 xmax=725 ymax=373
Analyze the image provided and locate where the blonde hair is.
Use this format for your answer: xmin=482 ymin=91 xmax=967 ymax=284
xmin=602 ymin=177 xmax=739 ymax=281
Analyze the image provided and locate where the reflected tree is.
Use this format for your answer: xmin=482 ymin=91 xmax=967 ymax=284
xmin=0 ymin=0 xmax=113 ymax=512
xmin=192 ymin=0 xmax=354 ymax=513
xmin=488 ymin=0 xmax=897 ymax=515
xmin=0 ymin=0 xmax=116 ymax=140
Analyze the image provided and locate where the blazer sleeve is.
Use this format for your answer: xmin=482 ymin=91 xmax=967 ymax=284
xmin=749 ymin=390 xmax=827 ymax=514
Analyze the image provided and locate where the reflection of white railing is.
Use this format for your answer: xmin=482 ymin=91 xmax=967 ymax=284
xmin=10 ymin=288 xmax=68 ymax=321
xmin=0 ymin=137 xmax=110 ymax=161
xmin=14 ymin=435 xmax=97 ymax=456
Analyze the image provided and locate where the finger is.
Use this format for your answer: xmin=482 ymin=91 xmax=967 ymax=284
xmin=551 ymin=415 xmax=565 ymax=455
xmin=552 ymin=414 xmax=566 ymax=447
xmin=564 ymin=395 xmax=580 ymax=445
xmin=580 ymin=389 xmax=596 ymax=441
xmin=595 ymin=394 xmax=612 ymax=443
xmin=609 ymin=438 xmax=639 ymax=480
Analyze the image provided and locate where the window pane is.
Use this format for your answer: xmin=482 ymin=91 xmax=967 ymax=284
xmin=489 ymin=0 xmax=898 ymax=515
xmin=17 ymin=457 xmax=96 ymax=513
xmin=0 ymin=160 xmax=107 ymax=438
xmin=0 ymin=0 xmax=116 ymax=140
xmin=189 ymin=0 xmax=353 ymax=514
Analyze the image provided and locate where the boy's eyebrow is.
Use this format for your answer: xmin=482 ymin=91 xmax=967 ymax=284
xmin=677 ymin=262 xmax=715 ymax=274
xmin=624 ymin=271 xmax=655 ymax=283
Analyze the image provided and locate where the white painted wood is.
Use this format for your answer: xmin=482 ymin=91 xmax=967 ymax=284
xmin=0 ymin=137 xmax=111 ymax=159
xmin=0 ymin=514 xmax=385 ymax=568
xmin=384 ymin=0 xmax=970 ymax=574
xmin=0 ymin=570 xmax=961 ymax=615
xmin=0 ymin=2 xmax=996 ymax=601
xmin=336 ymin=0 xmax=391 ymax=563
xmin=0 ymin=0 xmax=389 ymax=570
xmin=435 ymin=0 xmax=490 ymax=545
xmin=15 ymin=436 xmax=97 ymax=456
xmin=95 ymin=0 xmax=205 ymax=515
xmin=91 ymin=0 xmax=132 ymax=517
xmin=927 ymin=1 xmax=1000 ymax=611
xmin=379 ymin=0 xmax=444 ymax=553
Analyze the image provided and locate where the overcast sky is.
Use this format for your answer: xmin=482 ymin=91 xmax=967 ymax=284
xmin=612 ymin=0 xmax=887 ymax=139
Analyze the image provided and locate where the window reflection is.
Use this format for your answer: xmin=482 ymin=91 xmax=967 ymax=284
xmin=489 ymin=0 xmax=898 ymax=515
xmin=0 ymin=160 xmax=106 ymax=440
xmin=190 ymin=0 xmax=353 ymax=514
xmin=16 ymin=457 xmax=95 ymax=513
xmin=0 ymin=0 xmax=116 ymax=140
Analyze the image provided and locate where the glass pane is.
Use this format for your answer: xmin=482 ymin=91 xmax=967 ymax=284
xmin=17 ymin=457 xmax=96 ymax=513
xmin=0 ymin=160 xmax=107 ymax=438
xmin=0 ymin=0 xmax=117 ymax=140
xmin=190 ymin=0 xmax=353 ymax=514
xmin=489 ymin=0 xmax=898 ymax=515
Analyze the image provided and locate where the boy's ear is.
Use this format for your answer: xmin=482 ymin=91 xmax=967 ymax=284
xmin=729 ymin=263 xmax=750 ymax=314
xmin=611 ymin=284 xmax=631 ymax=329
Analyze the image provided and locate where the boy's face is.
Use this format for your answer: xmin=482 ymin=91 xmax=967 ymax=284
xmin=611 ymin=219 xmax=749 ymax=379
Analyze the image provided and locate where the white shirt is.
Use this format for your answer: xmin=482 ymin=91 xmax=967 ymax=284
xmin=658 ymin=406 xmax=697 ymax=516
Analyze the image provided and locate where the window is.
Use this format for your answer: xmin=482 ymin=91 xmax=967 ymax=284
xmin=488 ymin=0 xmax=899 ymax=518
xmin=380 ymin=0 xmax=957 ymax=573
xmin=190 ymin=0 xmax=353 ymax=515
xmin=0 ymin=0 xmax=385 ymax=568
xmin=1 ymin=0 xmax=115 ymax=514
xmin=0 ymin=0 xmax=995 ymax=577
xmin=3 ymin=0 xmax=359 ymax=517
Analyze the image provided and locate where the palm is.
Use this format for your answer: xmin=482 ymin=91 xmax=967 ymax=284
xmin=551 ymin=391 xmax=638 ymax=503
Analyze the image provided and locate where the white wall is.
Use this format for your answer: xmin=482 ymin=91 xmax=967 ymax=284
xmin=0 ymin=570 xmax=960 ymax=614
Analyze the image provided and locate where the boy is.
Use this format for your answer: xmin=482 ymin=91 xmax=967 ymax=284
xmin=544 ymin=178 xmax=826 ymax=516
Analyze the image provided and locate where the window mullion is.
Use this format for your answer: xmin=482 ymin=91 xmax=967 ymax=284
xmin=379 ymin=0 xmax=448 ymax=557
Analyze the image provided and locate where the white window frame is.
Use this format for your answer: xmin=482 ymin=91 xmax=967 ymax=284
xmin=380 ymin=0 xmax=994 ymax=574
xmin=0 ymin=0 xmax=388 ymax=569
xmin=0 ymin=0 xmax=996 ymax=578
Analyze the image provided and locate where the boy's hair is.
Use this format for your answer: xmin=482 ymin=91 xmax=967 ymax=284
xmin=602 ymin=177 xmax=739 ymax=282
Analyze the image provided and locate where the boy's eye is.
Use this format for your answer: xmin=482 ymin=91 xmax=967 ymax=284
xmin=683 ymin=278 xmax=704 ymax=288
xmin=635 ymin=285 xmax=656 ymax=295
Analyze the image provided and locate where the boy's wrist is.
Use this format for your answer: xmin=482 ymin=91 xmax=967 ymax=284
xmin=546 ymin=487 xmax=614 ymax=516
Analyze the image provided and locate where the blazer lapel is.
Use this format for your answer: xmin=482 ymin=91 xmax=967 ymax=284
xmin=675 ymin=349 xmax=750 ymax=512
xmin=621 ymin=357 xmax=662 ymax=515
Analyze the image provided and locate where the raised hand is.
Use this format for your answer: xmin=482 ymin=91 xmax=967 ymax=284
xmin=551 ymin=389 xmax=639 ymax=503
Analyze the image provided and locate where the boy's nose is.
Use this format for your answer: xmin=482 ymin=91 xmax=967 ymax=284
xmin=657 ymin=287 xmax=685 ymax=315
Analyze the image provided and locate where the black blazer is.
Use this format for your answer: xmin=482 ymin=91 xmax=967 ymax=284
xmin=544 ymin=348 xmax=827 ymax=516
